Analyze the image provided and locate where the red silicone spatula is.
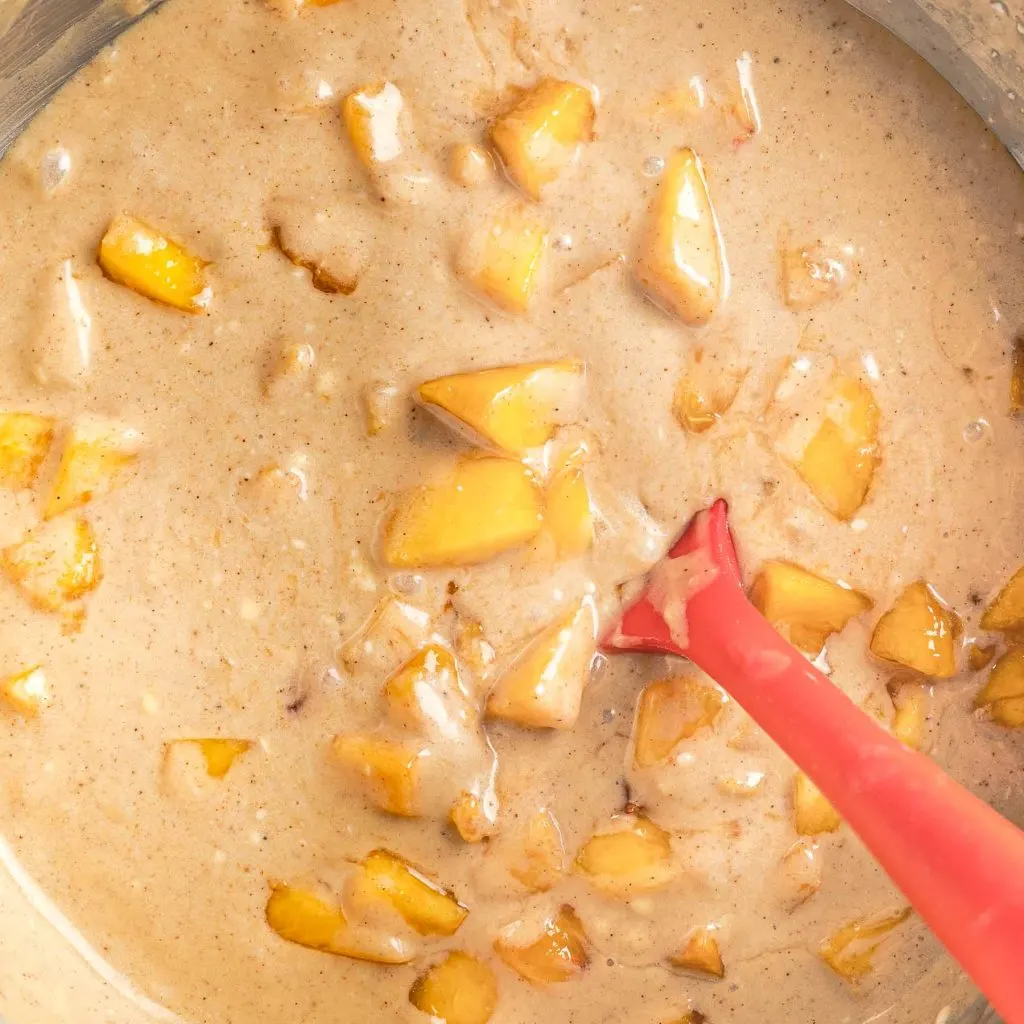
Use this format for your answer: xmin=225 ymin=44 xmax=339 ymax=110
xmin=604 ymin=500 xmax=1024 ymax=1024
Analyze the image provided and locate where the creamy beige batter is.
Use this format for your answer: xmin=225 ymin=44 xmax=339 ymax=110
xmin=0 ymin=0 xmax=1021 ymax=1021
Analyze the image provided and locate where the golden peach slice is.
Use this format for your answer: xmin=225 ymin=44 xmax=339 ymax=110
xmin=819 ymin=906 xmax=912 ymax=981
xmin=359 ymin=849 xmax=468 ymax=937
xmin=490 ymin=78 xmax=595 ymax=200
xmin=574 ymin=815 xmax=677 ymax=895
xmin=331 ymin=734 xmax=424 ymax=816
xmin=888 ymin=680 xmax=930 ymax=749
xmin=672 ymin=353 xmax=746 ymax=434
xmin=342 ymin=81 xmax=407 ymax=169
xmin=3 ymin=516 xmax=102 ymax=614
xmin=669 ymin=927 xmax=724 ymax=978
xmin=980 ymin=566 xmax=1024 ymax=635
xmin=485 ymin=596 xmax=598 ymax=729
xmin=449 ymin=790 xmax=498 ymax=843
xmin=362 ymin=380 xmax=400 ymax=436
xmin=793 ymin=772 xmax=840 ymax=836
xmin=99 ymin=215 xmax=208 ymax=312
xmin=383 ymin=644 xmax=475 ymax=741
xmin=0 ymin=666 xmax=50 ymax=717
xmin=635 ymin=148 xmax=728 ymax=326
xmin=506 ymin=808 xmax=566 ymax=892
xmin=975 ymin=648 xmax=1024 ymax=728
xmin=166 ymin=739 xmax=252 ymax=779
xmin=633 ymin=676 xmax=725 ymax=767
xmin=409 ymin=951 xmax=498 ymax=1024
xmin=416 ymin=360 xmax=585 ymax=456
xmin=493 ymin=905 xmax=589 ymax=985
xmin=544 ymin=464 xmax=593 ymax=559
xmin=45 ymin=418 xmax=142 ymax=519
xmin=448 ymin=143 xmax=495 ymax=189
xmin=382 ymin=457 xmax=543 ymax=568
xmin=749 ymin=561 xmax=872 ymax=654
xmin=459 ymin=204 xmax=548 ymax=314
xmin=0 ymin=413 xmax=55 ymax=490
xmin=453 ymin=616 xmax=497 ymax=686
xmin=870 ymin=582 xmax=960 ymax=678
xmin=967 ymin=642 xmax=996 ymax=671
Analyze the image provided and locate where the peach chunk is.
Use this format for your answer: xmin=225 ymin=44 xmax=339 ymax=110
xmin=888 ymin=680 xmax=930 ymax=749
xmin=544 ymin=454 xmax=593 ymax=559
xmin=494 ymin=905 xmax=589 ymax=985
xmin=358 ymin=849 xmax=468 ymax=937
xmin=362 ymin=381 xmax=400 ymax=436
xmin=449 ymin=790 xmax=498 ymax=843
xmin=793 ymin=772 xmax=840 ymax=836
xmin=670 ymin=927 xmax=724 ymax=978
xmin=45 ymin=418 xmax=142 ymax=519
xmin=819 ymin=906 xmax=912 ymax=981
xmin=774 ymin=839 xmax=822 ymax=911
xmin=409 ymin=952 xmax=498 ymax=1024
xmin=265 ymin=884 xmax=415 ymax=964
xmin=506 ymin=809 xmax=566 ymax=892
xmin=331 ymin=734 xmax=424 ymax=816
xmin=98 ymin=215 xmax=208 ymax=312
xmin=339 ymin=598 xmax=432 ymax=674
xmin=383 ymin=645 xmax=475 ymax=741
xmin=975 ymin=648 xmax=1024 ymax=728
xmin=749 ymin=561 xmax=872 ymax=654
xmin=980 ymin=566 xmax=1024 ymax=635
xmin=342 ymin=81 xmax=408 ymax=169
xmin=416 ymin=360 xmax=585 ymax=456
xmin=382 ymin=457 xmax=543 ymax=568
xmin=459 ymin=204 xmax=548 ymax=314
xmin=672 ymin=353 xmax=746 ymax=434
xmin=635 ymin=148 xmax=728 ymax=326
xmin=574 ymin=815 xmax=677 ymax=896
xmin=485 ymin=596 xmax=598 ymax=729
xmin=490 ymin=78 xmax=595 ymax=200
xmin=633 ymin=676 xmax=724 ymax=767
xmin=0 ymin=413 xmax=55 ymax=490
xmin=869 ymin=582 xmax=960 ymax=678
xmin=3 ymin=516 xmax=102 ymax=614
xmin=0 ymin=666 xmax=50 ymax=717
xmin=166 ymin=739 xmax=252 ymax=779
xmin=778 ymin=240 xmax=853 ymax=310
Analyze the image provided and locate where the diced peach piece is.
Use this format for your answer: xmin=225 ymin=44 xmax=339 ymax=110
xmin=749 ymin=561 xmax=872 ymax=654
xmin=166 ymin=739 xmax=252 ymax=779
xmin=382 ymin=457 xmax=543 ymax=568
xmin=265 ymin=884 xmax=415 ymax=964
xmin=493 ymin=905 xmax=589 ymax=985
xmin=967 ymin=642 xmax=996 ymax=671
xmin=670 ymin=927 xmax=724 ymax=978
xmin=98 ymin=215 xmax=208 ymax=312
xmin=778 ymin=240 xmax=853 ymax=310
xmin=331 ymin=734 xmax=423 ymax=816
xmin=0 ymin=666 xmax=50 ymax=717
xmin=486 ymin=596 xmax=598 ymax=729
xmin=975 ymin=648 xmax=1024 ymax=728
xmin=544 ymin=465 xmax=593 ymax=559
xmin=45 ymin=418 xmax=142 ymax=519
xmin=774 ymin=839 xmax=822 ymax=911
xmin=453 ymin=616 xmax=497 ymax=685
xmin=793 ymin=772 xmax=840 ymax=836
xmin=449 ymin=790 xmax=498 ymax=843
xmin=1011 ymin=336 xmax=1023 ymax=416
xmin=888 ymin=680 xmax=930 ymax=749
xmin=490 ymin=78 xmax=595 ymax=200
xmin=459 ymin=204 xmax=548 ymax=314
xmin=672 ymin=353 xmax=745 ymax=434
xmin=342 ymin=81 xmax=407 ymax=169
xmin=358 ymin=849 xmax=468 ymax=937
xmin=448 ymin=143 xmax=495 ymax=189
xmin=870 ymin=582 xmax=960 ymax=678
xmin=363 ymin=380 xmax=400 ymax=436
xmin=2 ymin=516 xmax=102 ymax=614
xmin=635 ymin=148 xmax=728 ymax=326
xmin=633 ymin=676 xmax=724 ymax=767
xmin=507 ymin=809 xmax=565 ymax=892
xmin=416 ymin=360 xmax=585 ymax=456
xmin=980 ymin=566 xmax=1024 ymax=635
xmin=0 ymin=413 xmax=55 ymax=490
xmin=409 ymin=951 xmax=498 ymax=1024
xmin=819 ymin=906 xmax=912 ymax=981
xmin=339 ymin=598 xmax=432 ymax=673
xmin=574 ymin=815 xmax=677 ymax=895
xmin=383 ymin=645 xmax=475 ymax=741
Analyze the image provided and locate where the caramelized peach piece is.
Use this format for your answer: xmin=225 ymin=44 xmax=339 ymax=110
xmin=410 ymin=952 xmax=498 ymax=1024
xmin=166 ymin=739 xmax=252 ymax=779
xmin=633 ymin=676 xmax=724 ymax=767
xmin=544 ymin=463 xmax=593 ymax=558
xmin=449 ymin=790 xmax=498 ymax=843
xmin=980 ymin=566 xmax=1024 ymax=635
xmin=793 ymin=771 xmax=840 ymax=836
xmin=342 ymin=81 xmax=407 ymax=169
xmin=382 ymin=457 xmax=543 ymax=568
xmin=887 ymin=679 xmax=930 ymax=749
xmin=672 ymin=355 xmax=745 ymax=434
xmin=819 ymin=906 xmax=912 ymax=981
xmin=870 ymin=582 xmax=960 ymax=678
xmin=486 ymin=596 xmax=598 ymax=729
xmin=272 ymin=225 xmax=358 ymax=295
xmin=0 ymin=413 xmax=55 ymax=490
xmin=0 ymin=666 xmax=50 ymax=717
xmin=459 ymin=204 xmax=548 ymax=314
xmin=975 ymin=648 xmax=1024 ymax=727
xmin=331 ymin=734 xmax=423 ymax=816
xmin=490 ymin=78 xmax=595 ymax=200
xmin=635 ymin=148 xmax=728 ymax=326
xmin=3 ymin=516 xmax=102 ymax=614
xmin=494 ymin=905 xmax=589 ymax=984
xmin=967 ymin=642 xmax=996 ymax=671
xmin=359 ymin=849 xmax=468 ymax=936
xmin=670 ymin=927 xmax=724 ymax=978
xmin=574 ymin=815 xmax=677 ymax=895
xmin=749 ymin=561 xmax=872 ymax=654
xmin=416 ymin=360 xmax=585 ymax=456
xmin=383 ymin=645 xmax=475 ymax=740
xmin=99 ymin=215 xmax=208 ymax=312
xmin=45 ymin=418 xmax=142 ymax=519
xmin=507 ymin=809 xmax=565 ymax=892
